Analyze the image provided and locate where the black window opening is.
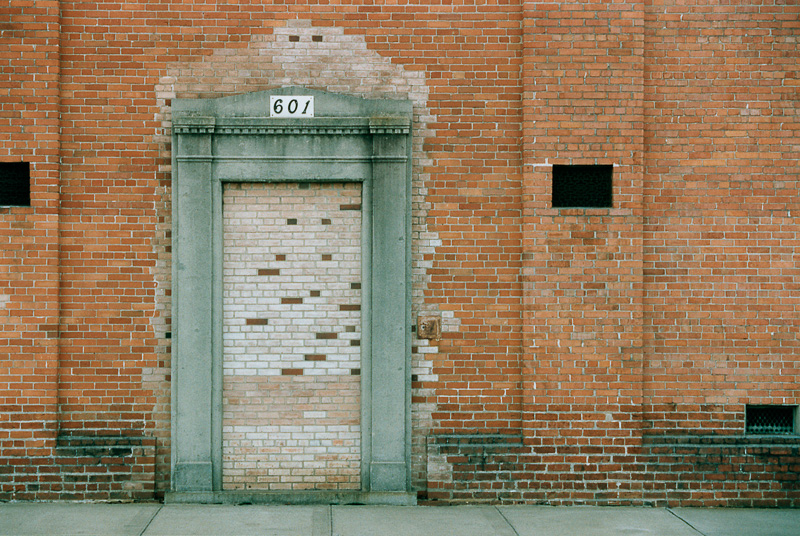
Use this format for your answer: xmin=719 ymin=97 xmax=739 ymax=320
xmin=552 ymin=164 xmax=613 ymax=208
xmin=746 ymin=405 xmax=797 ymax=435
xmin=0 ymin=162 xmax=31 ymax=207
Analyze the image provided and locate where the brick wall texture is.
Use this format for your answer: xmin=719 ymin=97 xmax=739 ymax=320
xmin=1 ymin=0 xmax=798 ymax=506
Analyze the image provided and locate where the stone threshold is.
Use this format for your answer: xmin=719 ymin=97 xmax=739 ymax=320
xmin=165 ymin=491 xmax=417 ymax=506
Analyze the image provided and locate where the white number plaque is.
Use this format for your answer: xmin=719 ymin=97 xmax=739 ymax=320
xmin=270 ymin=96 xmax=314 ymax=118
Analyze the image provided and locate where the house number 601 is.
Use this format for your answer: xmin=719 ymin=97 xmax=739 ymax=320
xmin=270 ymin=96 xmax=314 ymax=118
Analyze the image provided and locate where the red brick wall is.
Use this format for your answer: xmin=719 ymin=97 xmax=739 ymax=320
xmin=0 ymin=0 xmax=798 ymax=505
xmin=0 ymin=0 xmax=61 ymax=500
xmin=642 ymin=0 xmax=800 ymax=434
xmin=636 ymin=0 xmax=800 ymax=505
xmin=408 ymin=3 xmax=524 ymax=438
xmin=520 ymin=0 xmax=646 ymax=503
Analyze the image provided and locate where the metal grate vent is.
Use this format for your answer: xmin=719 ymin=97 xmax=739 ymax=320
xmin=746 ymin=405 xmax=796 ymax=435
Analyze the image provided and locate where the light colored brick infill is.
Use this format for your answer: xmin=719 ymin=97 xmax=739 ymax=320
xmin=222 ymin=182 xmax=362 ymax=491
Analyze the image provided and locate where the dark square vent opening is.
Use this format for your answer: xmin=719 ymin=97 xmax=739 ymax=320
xmin=0 ymin=162 xmax=31 ymax=206
xmin=552 ymin=164 xmax=613 ymax=208
xmin=746 ymin=405 xmax=797 ymax=435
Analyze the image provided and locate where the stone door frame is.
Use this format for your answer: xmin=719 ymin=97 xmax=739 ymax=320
xmin=169 ymin=88 xmax=413 ymax=503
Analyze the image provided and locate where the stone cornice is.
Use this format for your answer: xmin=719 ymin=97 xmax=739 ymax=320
xmin=172 ymin=115 xmax=410 ymax=136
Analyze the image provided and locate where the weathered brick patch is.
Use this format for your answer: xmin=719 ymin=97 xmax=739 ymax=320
xmin=0 ymin=434 xmax=156 ymax=501
xmin=640 ymin=435 xmax=800 ymax=507
xmin=54 ymin=435 xmax=156 ymax=501
xmin=425 ymin=434 xmax=528 ymax=503
xmin=425 ymin=434 xmax=800 ymax=507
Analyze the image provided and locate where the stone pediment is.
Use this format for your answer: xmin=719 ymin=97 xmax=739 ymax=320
xmin=173 ymin=86 xmax=411 ymax=120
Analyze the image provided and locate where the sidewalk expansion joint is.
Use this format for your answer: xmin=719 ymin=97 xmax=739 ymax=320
xmin=494 ymin=506 xmax=521 ymax=536
xmin=667 ymin=508 xmax=707 ymax=536
xmin=138 ymin=504 xmax=163 ymax=536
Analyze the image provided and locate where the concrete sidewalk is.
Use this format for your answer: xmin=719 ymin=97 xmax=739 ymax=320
xmin=1 ymin=503 xmax=799 ymax=536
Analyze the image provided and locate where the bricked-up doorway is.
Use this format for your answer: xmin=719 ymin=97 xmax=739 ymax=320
xmin=169 ymin=88 xmax=413 ymax=504
xmin=222 ymin=182 xmax=363 ymax=490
